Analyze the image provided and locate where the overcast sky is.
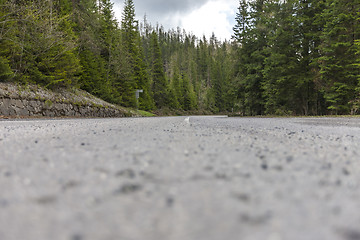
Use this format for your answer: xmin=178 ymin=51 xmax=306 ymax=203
xmin=112 ymin=0 xmax=238 ymax=41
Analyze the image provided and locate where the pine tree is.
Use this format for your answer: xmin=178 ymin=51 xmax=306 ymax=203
xmin=134 ymin=32 xmax=155 ymax=110
xmin=119 ymin=0 xmax=138 ymax=107
xmin=181 ymin=73 xmax=196 ymax=111
xmin=11 ymin=0 xmax=81 ymax=87
xmin=0 ymin=56 xmax=12 ymax=80
xmin=169 ymin=68 xmax=181 ymax=108
xmin=213 ymin=42 xmax=233 ymax=112
xmin=233 ymin=0 xmax=267 ymax=115
xmin=261 ymin=0 xmax=302 ymax=115
xmin=353 ymin=22 xmax=360 ymax=113
xmin=120 ymin=0 xmax=154 ymax=109
xmin=295 ymin=0 xmax=325 ymax=115
xmin=150 ymin=31 xmax=169 ymax=108
xmin=317 ymin=0 xmax=360 ymax=114
xmin=0 ymin=0 xmax=15 ymax=81
xmin=74 ymin=0 xmax=118 ymax=102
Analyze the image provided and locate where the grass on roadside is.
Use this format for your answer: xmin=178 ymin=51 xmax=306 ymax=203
xmin=136 ymin=110 xmax=157 ymax=117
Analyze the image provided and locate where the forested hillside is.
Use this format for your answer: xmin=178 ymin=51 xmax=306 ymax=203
xmin=1 ymin=0 xmax=359 ymax=115
xmin=233 ymin=0 xmax=360 ymax=115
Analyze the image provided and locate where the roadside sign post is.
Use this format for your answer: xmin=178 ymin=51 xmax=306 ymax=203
xmin=135 ymin=89 xmax=143 ymax=110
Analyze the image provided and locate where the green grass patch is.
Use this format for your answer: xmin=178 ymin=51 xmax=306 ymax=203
xmin=137 ymin=110 xmax=156 ymax=117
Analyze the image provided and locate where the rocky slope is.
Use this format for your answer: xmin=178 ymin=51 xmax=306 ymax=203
xmin=0 ymin=83 xmax=137 ymax=118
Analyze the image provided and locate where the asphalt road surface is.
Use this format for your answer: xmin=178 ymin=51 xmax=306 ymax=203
xmin=1 ymin=116 xmax=360 ymax=240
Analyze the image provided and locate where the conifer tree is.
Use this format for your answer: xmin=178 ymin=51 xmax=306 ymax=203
xmin=261 ymin=0 xmax=302 ymax=115
xmin=120 ymin=0 xmax=154 ymax=109
xmin=10 ymin=0 xmax=80 ymax=87
xmin=119 ymin=0 xmax=138 ymax=107
xmin=295 ymin=0 xmax=325 ymax=115
xmin=134 ymin=32 xmax=155 ymax=110
xmin=0 ymin=56 xmax=12 ymax=80
xmin=181 ymin=73 xmax=196 ymax=111
xmin=0 ymin=0 xmax=15 ymax=80
xmin=75 ymin=0 xmax=106 ymax=97
xmin=150 ymin=31 xmax=169 ymax=108
xmin=317 ymin=0 xmax=360 ymax=114
xmin=170 ymin=68 xmax=181 ymax=108
xmin=233 ymin=0 xmax=267 ymax=115
xmin=213 ymin=42 xmax=232 ymax=112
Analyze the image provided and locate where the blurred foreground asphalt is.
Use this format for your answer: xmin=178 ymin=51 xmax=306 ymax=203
xmin=0 ymin=116 xmax=360 ymax=240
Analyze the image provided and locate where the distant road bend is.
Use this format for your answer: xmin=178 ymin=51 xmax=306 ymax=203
xmin=1 ymin=116 xmax=360 ymax=240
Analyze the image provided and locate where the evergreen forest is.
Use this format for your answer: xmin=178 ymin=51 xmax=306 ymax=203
xmin=1 ymin=0 xmax=359 ymax=115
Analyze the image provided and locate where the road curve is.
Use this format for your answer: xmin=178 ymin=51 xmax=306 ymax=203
xmin=0 ymin=116 xmax=360 ymax=240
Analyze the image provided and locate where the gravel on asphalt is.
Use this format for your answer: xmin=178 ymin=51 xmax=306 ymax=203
xmin=0 ymin=116 xmax=360 ymax=240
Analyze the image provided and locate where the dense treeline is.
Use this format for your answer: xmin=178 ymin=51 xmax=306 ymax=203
xmin=1 ymin=0 xmax=359 ymax=115
xmin=233 ymin=0 xmax=360 ymax=115
xmin=0 ymin=0 xmax=232 ymax=113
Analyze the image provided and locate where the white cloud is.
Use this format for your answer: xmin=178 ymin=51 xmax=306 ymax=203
xmin=112 ymin=0 xmax=237 ymax=41
xmin=180 ymin=0 xmax=237 ymax=41
xmin=113 ymin=2 xmax=123 ymax=24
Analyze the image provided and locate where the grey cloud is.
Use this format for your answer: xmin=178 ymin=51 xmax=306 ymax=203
xmin=114 ymin=0 xmax=210 ymax=17
xmin=113 ymin=0 xmax=236 ymax=39
xmin=113 ymin=0 xmax=217 ymax=32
